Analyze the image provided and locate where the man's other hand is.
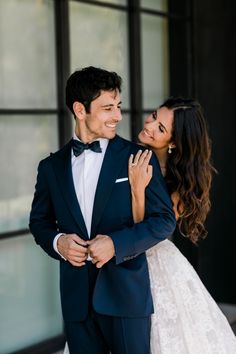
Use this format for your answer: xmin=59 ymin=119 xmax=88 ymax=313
xmin=88 ymin=235 xmax=115 ymax=268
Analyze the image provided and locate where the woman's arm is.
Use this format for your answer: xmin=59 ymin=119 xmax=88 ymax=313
xmin=112 ymin=149 xmax=176 ymax=265
xmin=128 ymin=150 xmax=153 ymax=223
xmin=129 ymin=150 xmax=182 ymax=223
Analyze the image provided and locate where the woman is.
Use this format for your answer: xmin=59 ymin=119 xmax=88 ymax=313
xmin=128 ymin=97 xmax=236 ymax=353
xmin=64 ymin=97 xmax=236 ymax=353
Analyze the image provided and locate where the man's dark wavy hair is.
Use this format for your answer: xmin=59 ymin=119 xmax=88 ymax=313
xmin=66 ymin=66 xmax=122 ymax=115
xmin=161 ymin=97 xmax=216 ymax=244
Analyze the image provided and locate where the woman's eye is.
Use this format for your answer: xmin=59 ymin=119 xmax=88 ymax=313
xmin=159 ymin=125 xmax=164 ymax=133
xmin=152 ymin=112 xmax=156 ymax=120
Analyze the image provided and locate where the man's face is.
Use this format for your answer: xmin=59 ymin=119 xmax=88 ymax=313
xmin=76 ymin=90 xmax=122 ymax=142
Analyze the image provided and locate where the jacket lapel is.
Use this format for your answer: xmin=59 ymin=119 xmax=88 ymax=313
xmin=50 ymin=140 xmax=89 ymax=239
xmin=90 ymin=135 xmax=130 ymax=237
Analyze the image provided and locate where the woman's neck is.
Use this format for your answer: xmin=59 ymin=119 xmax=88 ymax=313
xmin=151 ymin=149 xmax=167 ymax=177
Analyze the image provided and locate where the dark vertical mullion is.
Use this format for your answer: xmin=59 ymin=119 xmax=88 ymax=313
xmin=168 ymin=0 xmax=193 ymax=97
xmin=187 ymin=0 xmax=195 ymax=97
xmin=54 ymin=0 xmax=71 ymax=147
xmin=168 ymin=0 xmax=199 ymax=270
xmin=185 ymin=0 xmax=194 ymax=96
xmin=128 ymin=0 xmax=143 ymax=142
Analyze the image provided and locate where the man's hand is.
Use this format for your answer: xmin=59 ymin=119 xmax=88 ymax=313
xmin=57 ymin=233 xmax=88 ymax=267
xmin=88 ymin=235 xmax=115 ymax=268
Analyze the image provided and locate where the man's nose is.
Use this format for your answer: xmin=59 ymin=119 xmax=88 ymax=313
xmin=115 ymin=108 xmax=122 ymax=121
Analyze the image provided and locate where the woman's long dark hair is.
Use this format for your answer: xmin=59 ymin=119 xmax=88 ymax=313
xmin=160 ymin=97 xmax=215 ymax=244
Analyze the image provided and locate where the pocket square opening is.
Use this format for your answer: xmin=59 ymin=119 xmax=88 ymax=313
xmin=115 ymin=177 xmax=129 ymax=183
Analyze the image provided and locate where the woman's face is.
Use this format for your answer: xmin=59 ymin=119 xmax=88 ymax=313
xmin=138 ymin=106 xmax=174 ymax=151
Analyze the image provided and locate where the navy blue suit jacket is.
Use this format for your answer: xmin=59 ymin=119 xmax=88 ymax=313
xmin=29 ymin=135 xmax=176 ymax=321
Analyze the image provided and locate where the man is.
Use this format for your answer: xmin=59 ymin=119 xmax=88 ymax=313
xmin=29 ymin=66 xmax=176 ymax=354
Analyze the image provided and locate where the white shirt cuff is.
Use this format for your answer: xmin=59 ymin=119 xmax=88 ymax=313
xmin=53 ymin=233 xmax=67 ymax=260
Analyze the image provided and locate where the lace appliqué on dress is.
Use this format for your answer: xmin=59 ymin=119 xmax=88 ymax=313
xmin=146 ymin=240 xmax=236 ymax=354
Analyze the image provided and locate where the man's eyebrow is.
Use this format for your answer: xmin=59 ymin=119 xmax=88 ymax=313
xmin=101 ymin=101 xmax=122 ymax=107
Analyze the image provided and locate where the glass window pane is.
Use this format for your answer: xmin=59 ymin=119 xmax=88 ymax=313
xmin=117 ymin=113 xmax=131 ymax=140
xmin=142 ymin=113 xmax=148 ymax=124
xmin=141 ymin=0 xmax=168 ymax=12
xmin=141 ymin=14 xmax=169 ymax=109
xmin=0 ymin=234 xmax=63 ymax=353
xmin=0 ymin=0 xmax=57 ymax=109
xmin=0 ymin=115 xmax=58 ymax=233
xmin=69 ymin=2 xmax=130 ymax=109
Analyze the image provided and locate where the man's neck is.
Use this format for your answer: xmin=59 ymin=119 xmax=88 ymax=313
xmin=74 ymin=131 xmax=94 ymax=143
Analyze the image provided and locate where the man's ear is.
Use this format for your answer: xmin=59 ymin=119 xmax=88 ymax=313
xmin=73 ymin=102 xmax=86 ymax=120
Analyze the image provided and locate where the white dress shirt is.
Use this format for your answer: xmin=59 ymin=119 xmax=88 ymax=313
xmin=53 ymin=135 xmax=108 ymax=259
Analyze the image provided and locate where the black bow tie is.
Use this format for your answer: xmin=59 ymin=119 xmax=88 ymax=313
xmin=72 ymin=139 xmax=102 ymax=157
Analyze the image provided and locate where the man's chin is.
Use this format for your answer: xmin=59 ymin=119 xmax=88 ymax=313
xmin=105 ymin=131 xmax=117 ymax=139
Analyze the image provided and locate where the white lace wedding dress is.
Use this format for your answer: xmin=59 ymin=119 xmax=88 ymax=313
xmin=64 ymin=239 xmax=236 ymax=354
xmin=147 ymin=239 xmax=236 ymax=353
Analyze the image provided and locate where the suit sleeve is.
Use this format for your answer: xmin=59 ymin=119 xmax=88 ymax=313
xmin=29 ymin=160 xmax=61 ymax=260
xmin=110 ymin=154 xmax=176 ymax=265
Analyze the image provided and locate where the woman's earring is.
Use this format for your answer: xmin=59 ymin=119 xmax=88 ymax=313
xmin=168 ymin=145 xmax=172 ymax=154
